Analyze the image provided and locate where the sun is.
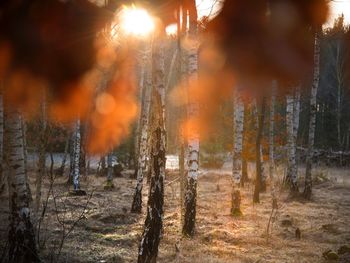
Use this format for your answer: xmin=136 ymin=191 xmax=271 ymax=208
xmin=118 ymin=6 xmax=155 ymax=37
xmin=328 ymin=1 xmax=350 ymax=26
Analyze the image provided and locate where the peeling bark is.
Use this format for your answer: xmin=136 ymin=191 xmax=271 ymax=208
xmin=79 ymin=124 xmax=86 ymax=180
xmin=138 ymin=32 xmax=166 ymax=263
xmin=72 ymin=120 xmax=81 ymax=190
xmin=183 ymin=1 xmax=199 ymax=236
xmin=5 ymin=106 xmax=39 ymax=263
xmin=132 ymin=48 xmax=152 ymax=213
xmin=231 ymin=88 xmax=244 ymax=216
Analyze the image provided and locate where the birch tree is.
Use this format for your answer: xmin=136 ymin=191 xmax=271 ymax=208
xmin=131 ymin=48 xmax=152 ymax=213
xmin=285 ymin=93 xmax=298 ymax=192
xmin=138 ymin=29 xmax=166 ymax=263
xmin=231 ymin=88 xmax=244 ymax=215
xmin=4 ymin=106 xmax=39 ymax=262
xmin=72 ymin=120 xmax=81 ymax=191
xmin=183 ymin=0 xmax=200 ymax=237
xmin=79 ymin=124 xmax=86 ymax=180
xmin=304 ymin=30 xmax=320 ymax=199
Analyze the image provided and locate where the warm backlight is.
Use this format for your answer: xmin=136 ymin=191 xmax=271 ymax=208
xmin=119 ymin=7 xmax=155 ymax=36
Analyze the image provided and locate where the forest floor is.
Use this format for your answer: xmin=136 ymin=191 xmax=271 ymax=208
xmin=0 ymin=164 xmax=350 ymax=263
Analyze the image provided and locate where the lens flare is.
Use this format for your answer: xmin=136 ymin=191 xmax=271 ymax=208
xmin=166 ymin=24 xmax=178 ymax=36
xmin=119 ymin=7 xmax=155 ymax=36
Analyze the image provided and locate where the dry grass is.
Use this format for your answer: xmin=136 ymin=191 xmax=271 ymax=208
xmin=0 ymin=166 xmax=349 ymax=263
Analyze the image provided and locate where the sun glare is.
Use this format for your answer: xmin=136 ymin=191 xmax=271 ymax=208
xmin=328 ymin=1 xmax=350 ymax=26
xmin=166 ymin=24 xmax=178 ymax=36
xmin=119 ymin=7 xmax=155 ymax=36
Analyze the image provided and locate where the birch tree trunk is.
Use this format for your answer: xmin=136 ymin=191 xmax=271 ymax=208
xmin=35 ymin=93 xmax=47 ymax=213
xmin=5 ymin=106 xmax=39 ymax=262
xmin=72 ymin=120 xmax=81 ymax=190
xmin=231 ymin=88 xmax=244 ymax=216
xmin=253 ymin=97 xmax=266 ymax=203
xmin=182 ymin=1 xmax=200 ymax=237
xmin=0 ymin=93 xmax=4 ymax=195
xmin=137 ymin=31 xmax=166 ymax=263
xmin=286 ymin=94 xmax=298 ymax=192
xmin=134 ymin=49 xmax=148 ymax=179
xmin=269 ymin=81 xmax=277 ymax=206
xmin=304 ymin=31 xmax=320 ymax=199
xmin=179 ymin=129 xmax=185 ymax=221
xmin=131 ymin=48 xmax=152 ymax=213
xmin=79 ymin=124 xmax=86 ymax=180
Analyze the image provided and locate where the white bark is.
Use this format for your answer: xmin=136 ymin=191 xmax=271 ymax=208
xmin=73 ymin=120 xmax=81 ymax=190
xmin=183 ymin=2 xmax=199 ymax=235
xmin=185 ymin=39 xmax=199 ymax=181
xmin=5 ymin=106 xmax=38 ymax=261
xmin=232 ymin=90 xmax=244 ymax=184
xmin=135 ymin=49 xmax=149 ymax=162
xmin=138 ymin=30 xmax=166 ymax=263
xmin=231 ymin=88 xmax=244 ymax=214
xmin=304 ymin=31 xmax=320 ymax=198
xmin=286 ymin=94 xmax=298 ymax=190
xmin=6 ymin=109 xmax=28 ymax=214
xmin=132 ymin=48 xmax=152 ymax=212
